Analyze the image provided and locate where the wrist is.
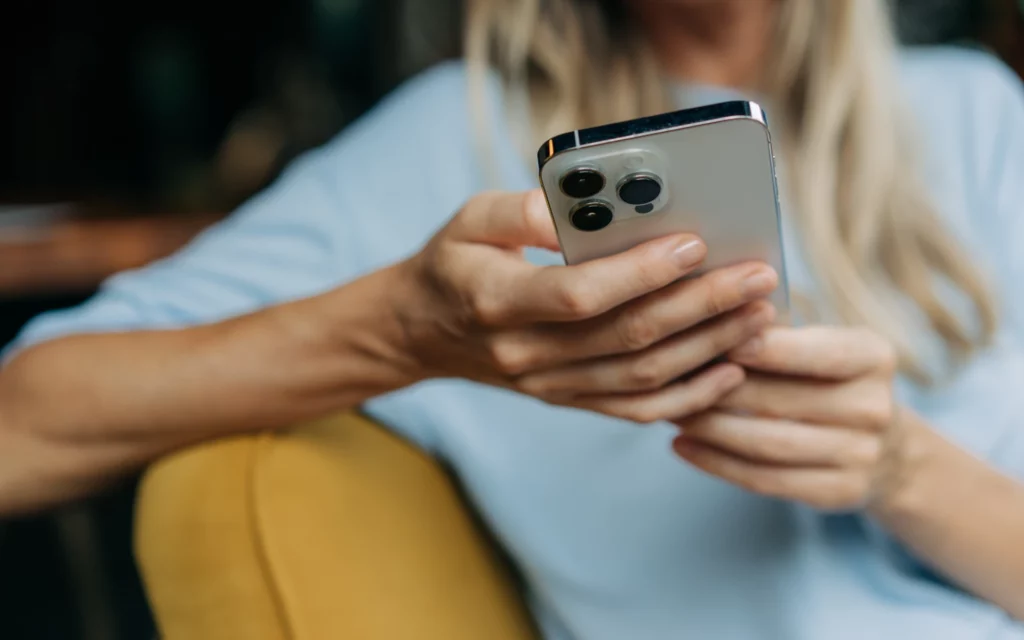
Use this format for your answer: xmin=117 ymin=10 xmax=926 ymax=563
xmin=348 ymin=261 xmax=433 ymax=389
xmin=288 ymin=263 xmax=431 ymax=399
xmin=376 ymin=258 xmax=438 ymax=385
xmin=867 ymin=410 xmax=945 ymax=524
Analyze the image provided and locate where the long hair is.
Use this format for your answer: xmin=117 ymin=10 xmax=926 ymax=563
xmin=464 ymin=0 xmax=997 ymax=381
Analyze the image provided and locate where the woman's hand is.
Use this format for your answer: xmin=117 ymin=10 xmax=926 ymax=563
xmin=672 ymin=325 xmax=907 ymax=511
xmin=394 ymin=189 xmax=779 ymax=424
xmin=673 ymin=325 xmax=1024 ymax=615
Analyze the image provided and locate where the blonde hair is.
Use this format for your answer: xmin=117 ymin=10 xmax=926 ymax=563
xmin=464 ymin=0 xmax=997 ymax=380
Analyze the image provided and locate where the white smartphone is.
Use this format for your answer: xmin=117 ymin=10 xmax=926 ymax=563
xmin=538 ymin=100 xmax=789 ymax=313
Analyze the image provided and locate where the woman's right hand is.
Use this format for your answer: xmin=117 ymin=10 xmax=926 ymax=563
xmin=394 ymin=189 xmax=779 ymax=424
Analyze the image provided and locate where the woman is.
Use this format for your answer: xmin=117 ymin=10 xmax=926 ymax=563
xmin=2 ymin=0 xmax=1023 ymax=636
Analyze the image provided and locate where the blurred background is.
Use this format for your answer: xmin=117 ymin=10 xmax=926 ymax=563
xmin=0 ymin=0 xmax=1021 ymax=637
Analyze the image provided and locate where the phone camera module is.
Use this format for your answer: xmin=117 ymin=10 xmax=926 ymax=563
xmin=570 ymin=201 xmax=613 ymax=232
xmin=560 ymin=168 xmax=605 ymax=199
xmin=618 ymin=174 xmax=662 ymax=206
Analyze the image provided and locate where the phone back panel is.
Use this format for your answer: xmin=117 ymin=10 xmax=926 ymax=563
xmin=538 ymin=103 xmax=789 ymax=312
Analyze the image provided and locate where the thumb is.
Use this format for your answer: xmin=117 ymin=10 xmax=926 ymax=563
xmin=450 ymin=189 xmax=561 ymax=252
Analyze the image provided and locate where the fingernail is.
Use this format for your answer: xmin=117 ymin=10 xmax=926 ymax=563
xmin=731 ymin=337 xmax=763 ymax=360
xmin=671 ymin=238 xmax=706 ymax=268
xmin=741 ymin=266 xmax=777 ymax=296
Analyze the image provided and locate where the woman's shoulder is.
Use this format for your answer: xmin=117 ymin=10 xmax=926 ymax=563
xmin=318 ymin=60 xmax=477 ymax=174
xmin=892 ymin=52 xmax=1024 ymax=477
xmin=898 ymin=45 xmax=1021 ymax=100
xmin=897 ymin=47 xmax=1023 ymax=182
xmin=896 ymin=47 xmax=1023 ymax=242
xmin=318 ymin=59 xmax=519 ymax=178
xmin=287 ymin=60 xmax=524 ymax=264
xmin=313 ymin=59 xmax=527 ymax=230
xmin=342 ymin=60 xmax=474 ymax=134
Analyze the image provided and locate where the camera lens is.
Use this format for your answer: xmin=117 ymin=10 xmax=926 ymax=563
xmin=618 ymin=174 xmax=662 ymax=205
xmin=570 ymin=201 xmax=613 ymax=232
xmin=560 ymin=168 xmax=605 ymax=199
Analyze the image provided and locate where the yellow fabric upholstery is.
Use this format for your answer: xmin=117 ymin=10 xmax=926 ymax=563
xmin=135 ymin=413 xmax=539 ymax=640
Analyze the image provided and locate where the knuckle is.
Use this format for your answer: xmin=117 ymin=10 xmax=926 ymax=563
xmin=514 ymin=375 xmax=549 ymax=398
xmin=739 ymin=385 xmax=778 ymax=418
xmin=601 ymin=404 xmax=631 ymax=422
xmin=839 ymin=476 xmax=871 ymax=509
xmin=422 ymin=245 xmax=456 ymax=290
xmin=678 ymin=412 xmax=710 ymax=432
xmin=748 ymin=434 xmax=788 ymax=462
xmin=615 ymin=312 xmax=661 ymax=351
xmin=745 ymin=473 xmax=780 ymax=497
xmin=805 ymin=492 xmax=843 ymax=512
xmin=701 ymin=273 xmax=736 ymax=317
xmin=470 ymin=296 xmax=504 ymax=326
xmin=627 ymin=356 xmax=669 ymax=390
xmin=553 ymin=280 xmax=597 ymax=318
xmin=877 ymin=341 xmax=899 ymax=374
xmin=854 ymin=327 xmax=898 ymax=373
xmin=632 ymin=249 xmax=671 ymax=290
xmin=856 ymin=390 xmax=894 ymax=430
xmin=684 ymin=378 xmax=731 ymax=416
xmin=473 ymin=189 xmax=501 ymax=208
xmin=809 ymin=477 xmax=868 ymax=512
xmin=844 ymin=436 xmax=883 ymax=467
xmin=518 ymin=191 xmax=548 ymax=239
xmin=687 ymin=386 xmax=723 ymax=416
xmin=487 ymin=336 xmax=534 ymax=376
xmin=517 ymin=189 xmax=534 ymax=224
xmin=619 ymin=403 xmax=663 ymax=425
xmin=466 ymin=280 xmax=507 ymax=325
xmin=711 ymin=314 xmax=752 ymax=352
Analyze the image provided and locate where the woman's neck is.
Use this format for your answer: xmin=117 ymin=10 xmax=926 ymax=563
xmin=630 ymin=0 xmax=779 ymax=89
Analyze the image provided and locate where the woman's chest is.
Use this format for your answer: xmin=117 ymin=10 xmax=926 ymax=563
xmin=368 ymin=382 xmax=805 ymax=602
xmin=367 ymin=331 xmax=1024 ymax=595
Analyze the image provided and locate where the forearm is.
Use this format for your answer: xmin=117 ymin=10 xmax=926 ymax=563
xmin=872 ymin=413 xmax=1024 ymax=619
xmin=0 ymin=264 xmax=420 ymax=515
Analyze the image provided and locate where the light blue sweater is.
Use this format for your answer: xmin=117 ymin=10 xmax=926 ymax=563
xmin=9 ymin=47 xmax=1024 ymax=640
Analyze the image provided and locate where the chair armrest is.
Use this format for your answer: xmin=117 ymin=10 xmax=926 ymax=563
xmin=135 ymin=412 xmax=538 ymax=640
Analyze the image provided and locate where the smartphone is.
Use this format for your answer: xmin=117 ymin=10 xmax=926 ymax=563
xmin=537 ymin=100 xmax=789 ymax=313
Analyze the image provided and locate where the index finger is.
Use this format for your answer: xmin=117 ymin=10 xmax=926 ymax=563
xmin=503 ymin=233 xmax=707 ymax=322
xmin=728 ymin=325 xmax=897 ymax=379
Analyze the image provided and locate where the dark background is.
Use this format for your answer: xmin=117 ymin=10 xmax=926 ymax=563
xmin=0 ymin=0 xmax=1021 ymax=638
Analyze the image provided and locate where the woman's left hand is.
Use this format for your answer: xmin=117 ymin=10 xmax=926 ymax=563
xmin=672 ymin=325 xmax=907 ymax=512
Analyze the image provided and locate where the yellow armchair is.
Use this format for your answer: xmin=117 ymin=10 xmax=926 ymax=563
xmin=134 ymin=413 xmax=539 ymax=640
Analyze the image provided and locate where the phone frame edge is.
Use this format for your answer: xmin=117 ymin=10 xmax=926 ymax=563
xmin=536 ymin=100 xmax=767 ymax=171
